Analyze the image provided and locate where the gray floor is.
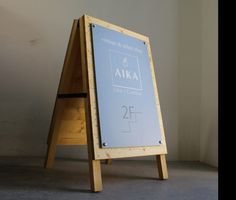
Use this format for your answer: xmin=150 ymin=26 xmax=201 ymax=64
xmin=0 ymin=157 xmax=218 ymax=200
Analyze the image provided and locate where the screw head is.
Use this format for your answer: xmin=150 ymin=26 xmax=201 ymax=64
xmin=102 ymin=142 xmax=108 ymax=147
xmin=92 ymin=24 xmax=96 ymax=28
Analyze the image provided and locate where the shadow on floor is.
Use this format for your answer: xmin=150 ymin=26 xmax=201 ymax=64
xmin=0 ymin=157 xmax=218 ymax=200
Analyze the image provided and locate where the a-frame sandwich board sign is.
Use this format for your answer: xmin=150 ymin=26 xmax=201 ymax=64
xmin=45 ymin=15 xmax=168 ymax=192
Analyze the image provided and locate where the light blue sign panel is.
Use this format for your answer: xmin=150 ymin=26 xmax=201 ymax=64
xmin=91 ymin=24 xmax=162 ymax=148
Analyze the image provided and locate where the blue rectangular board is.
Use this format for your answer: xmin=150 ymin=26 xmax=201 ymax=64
xmin=91 ymin=24 xmax=162 ymax=148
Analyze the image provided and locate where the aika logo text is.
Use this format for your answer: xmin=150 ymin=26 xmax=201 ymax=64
xmin=109 ymin=50 xmax=142 ymax=90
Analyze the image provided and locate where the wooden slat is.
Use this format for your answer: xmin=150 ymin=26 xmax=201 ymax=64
xmin=80 ymin=15 xmax=103 ymax=192
xmin=146 ymin=38 xmax=168 ymax=149
xmin=58 ymin=20 xmax=84 ymax=94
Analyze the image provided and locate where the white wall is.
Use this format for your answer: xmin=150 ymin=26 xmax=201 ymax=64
xmin=200 ymin=0 xmax=218 ymax=167
xmin=177 ymin=0 xmax=218 ymax=166
xmin=178 ymin=0 xmax=202 ymax=161
xmin=0 ymin=0 xmax=218 ymax=165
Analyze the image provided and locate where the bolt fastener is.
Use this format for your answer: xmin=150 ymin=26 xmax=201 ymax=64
xmin=103 ymin=142 xmax=108 ymax=146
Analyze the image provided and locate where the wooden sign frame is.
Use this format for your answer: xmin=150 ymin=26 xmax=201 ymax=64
xmin=45 ymin=15 xmax=168 ymax=192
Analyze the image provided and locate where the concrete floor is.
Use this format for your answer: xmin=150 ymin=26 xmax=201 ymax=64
xmin=0 ymin=157 xmax=218 ymax=200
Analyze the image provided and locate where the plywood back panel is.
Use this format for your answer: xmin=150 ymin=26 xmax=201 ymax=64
xmin=57 ymin=99 xmax=87 ymax=145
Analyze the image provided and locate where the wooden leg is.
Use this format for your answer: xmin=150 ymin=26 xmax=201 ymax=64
xmin=89 ymin=159 xmax=103 ymax=192
xmin=44 ymin=101 xmax=63 ymax=169
xmin=105 ymin=159 xmax=112 ymax=165
xmin=156 ymin=154 xmax=168 ymax=179
xmin=44 ymin=138 xmax=58 ymax=168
